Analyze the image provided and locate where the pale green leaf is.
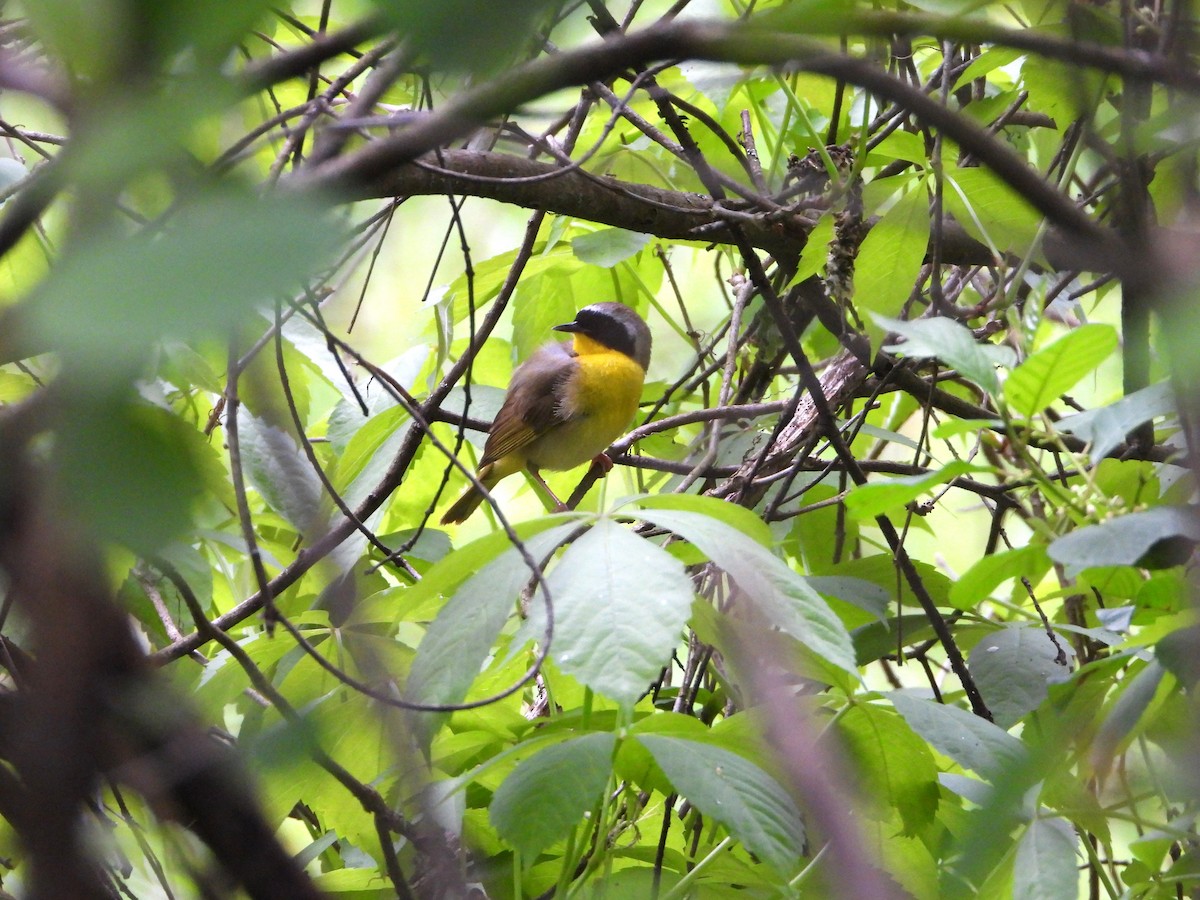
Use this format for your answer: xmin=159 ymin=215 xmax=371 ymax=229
xmin=524 ymin=519 xmax=694 ymax=708
xmin=571 ymin=228 xmax=650 ymax=267
xmin=944 ymin=166 xmax=1042 ymax=254
xmin=406 ymin=524 xmax=578 ymax=719
xmin=27 ymin=191 xmax=342 ymax=380
xmin=835 ymin=703 xmax=940 ymax=834
xmin=878 ymin=314 xmax=1015 ymax=395
xmin=843 ymin=459 xmax=984 ymax=520
xmin=949 ymin=545 xmax=1051 ymax=610
xmin=1014 ymin=818 xmax=1079 ymax=900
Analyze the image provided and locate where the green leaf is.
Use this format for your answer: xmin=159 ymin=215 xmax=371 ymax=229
xmin=1048 ymin=507 xmax=1200 ymax=571
xmin=1014 ymin=818 xmax=1080 ymax=900
xmin=637 ymin=734 xmax=804 ymax=876
xmin=620 ymin=492 xmax=774 ymax=546
xmin=852 ymin=615 xmax=935 ymax=665
xmin=878 ymin=314 xmax=1016 ymax=395
xmin=834 ymin=703 xmax=940 ymax=835
xmin=968 ymin=625 xmax=1074 ymax=729
xmin=1004 ymin=324 xmax=1119 ymax=419
xmin=571 ymin=228 xmax=650 ymax=267
xmin=512 ymin=273 xmax=578 ymax=362
xmin=1057 ymin=381 xmax=1175 ymax=462
xmin=376 ymin=0 xmax=559 ymax=72
xmin=785 ymin=213 xmax=835 ymax=287
xmin=57 ymin=397 xmax=209 ymax=551
xmin=406 ymin=524 xmax=578 ymax=722
xmin=891 ymin=692 xmax=1027 ymax=781
xmin=855 ymin=180 xmax=931 ymax=320
xmin=843 ymin=459 xmax=984 ymax=520
xmin=806 ymin=576 xmax=890 ymax=622
xmin=944 ymin=166 xmax=1041 ymax=255
xmin=490 ymin=733 xmax=616 ymax=861
xmin=333 ymin=405 xmax=409 ymax=495
xmin=1090 ymin=660 xmax=1167 ymax=771
xmin=1157 ymin=625 xmax=1200 ymax=689
xmin=523 ymin=518 xmax=694 ymax=708
xmin=27 ymin=191 xmax=343 ymax=384
xmin=236 ymin=411 xmax=324 ymax=534
xmin=950 ymin=546 xmax=1051 ymax=611
xmin=629 ymin=507 xmax=856 ymax=673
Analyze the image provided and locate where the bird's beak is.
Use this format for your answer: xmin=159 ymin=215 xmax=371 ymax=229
xmin=553 ymin=319 xmax=581 ymax=333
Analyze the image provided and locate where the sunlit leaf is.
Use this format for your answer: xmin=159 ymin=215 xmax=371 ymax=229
xmin=855 ymin=180 xmax=930 ymax=321
xmin=843 ymin=459 xmax=984 ymax=519
xmin=571 ymin=228 xmax=649 ymax=267
xmin=833 ymin=703 xmax=939 ymax=835
xmin=1004 ymin=324 xmax=1119 ymax=419
xmin=950 ymin=546 xmax=1051 ymax=611
xmin=406 ymin=524 xmax=579 ymax=727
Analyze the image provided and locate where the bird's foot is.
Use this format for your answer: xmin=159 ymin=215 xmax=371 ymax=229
xmin=590 ymin=453 xmax=614 ymax=475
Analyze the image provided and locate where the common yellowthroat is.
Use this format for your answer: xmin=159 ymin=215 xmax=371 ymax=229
xmin=440 ymin=302 xmax=651 ymax=524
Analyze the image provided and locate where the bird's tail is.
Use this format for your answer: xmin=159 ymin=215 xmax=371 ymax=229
xmin=440 ymin=464 xmax=498 ymax=525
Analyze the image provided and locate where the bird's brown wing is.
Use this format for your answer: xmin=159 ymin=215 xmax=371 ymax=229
xmin=479 ymin=342 xmax=575 ymax=467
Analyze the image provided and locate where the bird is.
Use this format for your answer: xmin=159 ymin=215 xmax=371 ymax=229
xmin=440 ymin=302 xmax=651 ymax=524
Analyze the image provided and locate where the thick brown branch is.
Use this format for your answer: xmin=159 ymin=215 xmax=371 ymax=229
xmin=298 ymin=19 xmax=1128 ymax=275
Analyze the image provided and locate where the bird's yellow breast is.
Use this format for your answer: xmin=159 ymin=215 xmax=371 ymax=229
xmin=524 ymin=335 xmax=645 ymax=471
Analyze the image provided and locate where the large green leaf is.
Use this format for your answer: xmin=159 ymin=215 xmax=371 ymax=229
xmin=833 ymin=703 xmax=939 ymax=835
xmin=949 ymin=546 xmax=1051 ymax=611
xmin=891 ymin=692 xmax=1027 ymax=781
xmin=490 ymin=732 xmax=616 ymax=861
xmin=843 ymin=459 xmax=984 ymax=520
xmin=968 ymin=625 xmax=1074 ymax=729
xmin=56 ymin=397 xmax=216 ymax=552
xmin=27 ymin=191 xmax=343 ymax=384
xmin=637 ymin=734 xmax=805 ymax=877
xmin=1014 ymin=818 xmax=1080 ymax=900
xmin=406 ymin=523 xmax=579 ymax=724
xmin=236 ymin=411 xmax=325 ymax=534
xmin=1048 ymin=507 xmax=1200 ymax=571
xmin=629 ymin=507 xmax=856 ymax=673
xmin=571 ymin=228 xmax=650 ymax=267
xmin=855 ymin=180 xmax=931 ymax=321
xmin=523 ymin=518 xmax=694 ymax=708
xmin=1004 ymin=324 xmax=1118 ymax=419
xmin=944 ymin=166 xmax=1041 ymax=254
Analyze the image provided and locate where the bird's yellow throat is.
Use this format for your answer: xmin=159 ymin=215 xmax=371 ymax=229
xmin=568 ymin=332 xmax=646 ymax=431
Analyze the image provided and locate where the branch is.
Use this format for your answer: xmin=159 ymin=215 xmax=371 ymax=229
xmin=297 ymin=19 xmax=1129 ymax=274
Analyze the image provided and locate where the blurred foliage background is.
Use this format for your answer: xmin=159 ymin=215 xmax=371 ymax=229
xmin=0 ymin=0 xmax=1198 ymax=897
